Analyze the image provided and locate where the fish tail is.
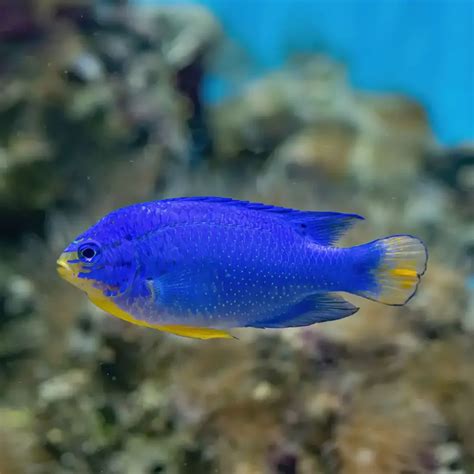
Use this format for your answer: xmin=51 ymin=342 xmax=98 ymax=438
xmin=349 ymin=235 xmax=428 ymax=305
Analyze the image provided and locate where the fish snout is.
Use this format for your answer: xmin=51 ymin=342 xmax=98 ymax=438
xmin=56 ymin=254 xmax=75 ymax=282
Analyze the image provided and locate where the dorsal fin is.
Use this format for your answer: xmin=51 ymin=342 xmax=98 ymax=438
xmin=162 ymin=196 xmax=364 ymax=246
xmin=283 ymin=211 xmax=364 ymax=245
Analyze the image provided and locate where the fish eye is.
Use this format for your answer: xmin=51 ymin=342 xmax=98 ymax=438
xmin=78 ymin=242 xmax=101 ymax=263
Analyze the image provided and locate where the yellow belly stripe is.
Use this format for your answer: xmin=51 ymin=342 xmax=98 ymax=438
xmin=88 ymin=293 xmax=233 ymax=340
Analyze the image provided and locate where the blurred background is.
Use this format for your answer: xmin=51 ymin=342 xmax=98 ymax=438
xmin=0 ymin=1 xmax=473 ymax=473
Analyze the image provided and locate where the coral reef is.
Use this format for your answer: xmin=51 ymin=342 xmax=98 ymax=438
xmin=0 ymin=1 xmax=473 ymax=474
xmin=334 ymin=385 xmax=442 ymax=474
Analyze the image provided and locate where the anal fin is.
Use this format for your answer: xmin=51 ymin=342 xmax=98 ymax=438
xmin=247 ymin=293 xmax=358 ymax=329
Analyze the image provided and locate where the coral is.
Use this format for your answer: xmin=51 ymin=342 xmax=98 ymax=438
xmin=406 ymin=337 xmax=474 ymax=461
xmin=0 ymin=407 xmax=45 ymax=474
xmin=409 ymin=261 xmax=469 ymax=331
xmin=334 ymin=385 xmax=443 ymax=474
xmin=0 ymin=0 xmax=219 ymax=241
xmin=209 ymin=56 xmax=352 ymax=162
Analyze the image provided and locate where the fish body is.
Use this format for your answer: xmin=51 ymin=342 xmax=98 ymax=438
xmin=57 ymin=197 xmax=427 ymax=339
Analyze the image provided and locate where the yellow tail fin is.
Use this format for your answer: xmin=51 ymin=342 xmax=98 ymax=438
xmin=359 ymin=235 xmax=428 ymax=305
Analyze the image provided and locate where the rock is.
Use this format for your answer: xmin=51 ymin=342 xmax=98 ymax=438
xmin=258 ymin=122 xmax=357 ymax=198
xmin=427 ymin=144 xmax=474 ymax=203
xmin=335 ymin=385 xmax=443 ymax=474
xmin=38 ymin=369 xmax=90 ymax=405
xmin=209 ymin=56 xmax=353 ymax=161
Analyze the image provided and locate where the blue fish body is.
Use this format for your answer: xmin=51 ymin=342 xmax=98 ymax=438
xmin=57 ymin=197 xmax=427 ymax=338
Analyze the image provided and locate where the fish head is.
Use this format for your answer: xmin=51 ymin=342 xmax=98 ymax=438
xmin=57 ymin=218 xmax=138 ymax=300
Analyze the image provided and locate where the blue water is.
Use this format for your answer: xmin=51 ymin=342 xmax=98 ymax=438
xmin=137 ymin=0 xmax=474 ymax=145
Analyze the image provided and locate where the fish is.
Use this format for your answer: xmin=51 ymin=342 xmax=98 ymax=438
xmin=57 ymin=197 xmax=427 ymax=339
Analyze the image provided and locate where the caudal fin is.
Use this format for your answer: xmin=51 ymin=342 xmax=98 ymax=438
xmin=355 ymin=235 xmax=428 ymax=306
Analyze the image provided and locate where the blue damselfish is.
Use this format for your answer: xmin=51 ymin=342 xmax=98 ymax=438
xmin=57 ymin=197 xmax=427 ymax=339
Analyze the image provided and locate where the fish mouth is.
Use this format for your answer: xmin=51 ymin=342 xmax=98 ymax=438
xmin=56 ymin=252 xmax=102 ymax=296
xmin=56 ymin=254 xmax=75 ymax=281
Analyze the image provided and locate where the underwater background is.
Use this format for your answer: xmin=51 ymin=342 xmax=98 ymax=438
xmin=0 ymin=1 xmax=473 ymax=473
